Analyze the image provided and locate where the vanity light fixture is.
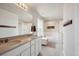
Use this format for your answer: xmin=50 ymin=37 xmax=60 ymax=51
xmin=16 ymin=3 xmax=28 ymax=10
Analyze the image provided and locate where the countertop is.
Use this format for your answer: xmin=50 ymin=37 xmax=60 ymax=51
xmin=0 ymin=34 xmax=33 ymax=55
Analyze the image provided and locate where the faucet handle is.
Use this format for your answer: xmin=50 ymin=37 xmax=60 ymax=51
xmin=5 ymin=39 xmax=8 ymax=43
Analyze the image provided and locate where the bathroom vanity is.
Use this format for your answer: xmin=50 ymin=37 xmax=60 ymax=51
xmin=0 ymin=34 xmax=42 ymax=56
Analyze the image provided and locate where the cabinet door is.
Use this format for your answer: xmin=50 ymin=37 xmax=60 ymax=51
xmin=21 ymin=48 xmax=30 ymax=56
xmin=35 ymin=39 xmax=39 ymax=55
xmin=2 ymin=47 xmax=21 ymax=56
xmin=38 ymin=39 xmax=42 ymax=52
xmin=31 ymin=44 xmax=36 ymax=56
xmin=31 ymin=53 xmax=36 ymax=56
xmin=2 ymin=42 xmax=30 ymax=56
xmin=30 ymin=39 xmax=36 ymax=56
xmin=35 ymin=38 xmax=42 ymax=56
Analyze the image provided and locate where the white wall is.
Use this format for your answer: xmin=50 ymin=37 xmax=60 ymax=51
xmin=22 ymin=22 xmax=32 ymax=34
xmin=44 ymin=21 xmax=59 ymax=32
xmin=74 ymin=4 xmax=79 ymax=56
xmin=43 ymin=21 xmax=61 ymax=43
xmin=18 ymin=20 xmax=32 ymax=35
xmin=63 ymin=4 xmax=75 ymax=56
xmin=36 ymin=18 xmax=44 ymax=37
xmin=0 ymin=8 xmax=18 ymax=38
xmin=37 ymin=4 xmax=63 ymax=19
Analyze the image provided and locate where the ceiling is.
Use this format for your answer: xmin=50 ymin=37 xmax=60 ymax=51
xmin=27 ymin=3 xmax=64 ymax=21
xmin=0 ymin=3 xmax=64 ymax=22
xmin=0 ymin=3 xmax=33 ymax=22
